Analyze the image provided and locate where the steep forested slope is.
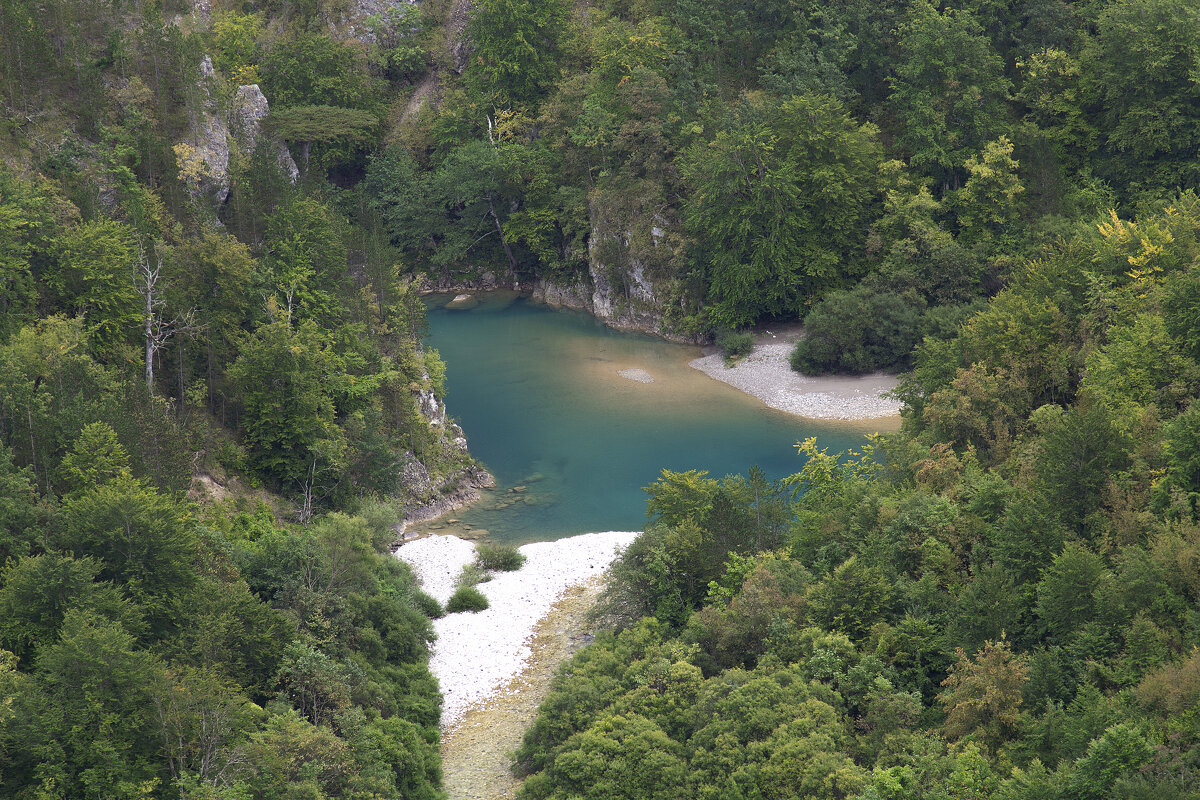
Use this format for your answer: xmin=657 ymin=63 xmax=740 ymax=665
xmin=512 ymin=197 xmax=1200 ymax=799
xmin=0 ymin=0 xmax=470 ymax=796
xmin=359 ymin=0 xmax=1200 ymax=344
xmin=3 ymin=0 xmax=1200 ymax=796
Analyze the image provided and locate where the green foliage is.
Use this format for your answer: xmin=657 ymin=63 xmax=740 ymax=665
xmin=0 ymin=168 xmax=73 ymax=340
xmin=681 ymin=91 xmax=883 ymax=327
xmin=714 ymin=329 xmax=754 ymax=362
xmin=951 ymin=136 xmax=1027 ymax=248
xmin=229 ymin=319 xmax=345 ymax=494
xmin=0 ymin=444 xmax=40 ymax=565
xmin=52 ymin=219 xmax=140 ymax=359
xmin=808 ymin=556 xmax=893 ymax=640
xmin=790 ymin=284 xmax=925 ymax=375
xmin=1034 ymin=404 xmax=1129 ymax=532
xmin=1158 ymin=401 xmax=1200 ymax=514
xmin=18 ymin=610 xmax=163 ymax=797
xmin=939 ymin=638 xmax=1029 ymax=748
xmin=888 ymin=0 xmax=1010 ymax=190
xmin=267 ymin=105 xmax=379 ymax=147
xmin=424 ymin=348 xmax=447 ymax=398
xmin=1069 ymin=723 xmax=1154 ymax=799
xmin=476 ymin=542 xmax=526 ymax=571
xmin=1080 ymin=0 xmax=1200 ymax=198
xmin=57 ymin=479 xmax=199 ymax=633
xmin=467 ymin=0 xmax=568 ymax=107
xmin=210 ymin=10 xmax=264 ymax=82
xmin=57 ymin=421 xmax=133 ymax=495
xmin=446 ymin=585 xmax=490 ymax=613
xmin=10 ymin=2 xmax=1200 ymax=796
xmin=260 ymin=33 xmax=381 ymax=111
xmin=262 ymin=196 xmax=349 ymax=327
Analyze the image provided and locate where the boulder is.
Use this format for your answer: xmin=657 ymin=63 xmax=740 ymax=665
xmin=229 ymin=84 xmax=300 ymax=183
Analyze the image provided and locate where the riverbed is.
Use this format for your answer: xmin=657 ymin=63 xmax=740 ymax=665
xmin=414 ymin=293 xmax=891 ymax=543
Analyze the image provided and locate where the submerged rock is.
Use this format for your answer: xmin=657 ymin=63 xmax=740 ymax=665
xmin=446 ymin=293 xmax=478 ymax=309
xmin=617 ymin=368 xmax=655 ymax=384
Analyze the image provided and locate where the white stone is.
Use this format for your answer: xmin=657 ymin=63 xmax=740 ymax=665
xmin=396 ymin=531 xmax=639 ymax=727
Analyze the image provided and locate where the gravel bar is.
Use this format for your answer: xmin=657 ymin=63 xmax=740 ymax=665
xmin=396 ymin=531 xmax=639 ymax=727
xmin=690 ymin=341 xmax=901 ymax=420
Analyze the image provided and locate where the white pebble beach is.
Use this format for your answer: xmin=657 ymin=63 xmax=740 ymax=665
xmin=396 ymin=531 xmax=639 ymax=728
xmin=690 ymin=339 xmax=902 ymax=420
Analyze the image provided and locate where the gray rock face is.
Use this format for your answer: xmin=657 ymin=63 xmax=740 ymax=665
xmin=530 ymin=280 xmax=591 ymax=311
xmin=229 ymin=84 xmax=300 ymax=183
xmin=333 ymin=0 xmax=419 ymax=44
xmin=180 ymin=70 xmax=301 ymax=210
xmin=528 ymin=217 xmax=701 ymax=341
xmin=396 ymin=362 xmax=495 ymax=529
xmin=585 ymin=217 xmax=672 ymax=334
xmin=182 ymin=55 xmax=232 ymax=205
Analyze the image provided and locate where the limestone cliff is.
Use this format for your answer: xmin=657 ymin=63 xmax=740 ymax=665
xmin=175 ymin=0 xmax=300 ymax=211
xmin=332 ymin=0 xmax=419 ymax=44
xmin=229 ymin=84 xmax=301 ymax=183
xmin=398 ymin=369 xmax=494 ymax=529
xmin=530 ymin=211 xmax=697 ymax=342
xmin=176 ymin=56 xmax=232 ymax=205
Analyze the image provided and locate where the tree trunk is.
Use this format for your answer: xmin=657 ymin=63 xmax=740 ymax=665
xmin=145 ymin=287 xmax=155 ymax=394
xmin=487 ymin=196 xmax=519 ymax=272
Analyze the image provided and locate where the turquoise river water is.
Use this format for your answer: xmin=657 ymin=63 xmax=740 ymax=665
xmin=416 ymin=293 xmax=890 ymax=544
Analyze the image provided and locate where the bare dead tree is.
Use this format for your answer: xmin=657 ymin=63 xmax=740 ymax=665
xmin=298 ymin=449 xmax=342 ymax=525
xmin=149 ymin=668 xmax=251 ymax=788
xmin=138 ymin=243 xmax=205 ymax=395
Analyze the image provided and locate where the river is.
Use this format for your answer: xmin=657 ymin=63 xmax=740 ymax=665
xmin=415 ymin=292 xmax=886 ymax=543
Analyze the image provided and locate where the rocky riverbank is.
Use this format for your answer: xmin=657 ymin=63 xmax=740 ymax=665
xmin=395 ymin=531 xmax=638 ymax=727
xmin=438 ymin=580 xmax=606 ymax=800
xmin=690 ymin=326 xmax=902 ymax=421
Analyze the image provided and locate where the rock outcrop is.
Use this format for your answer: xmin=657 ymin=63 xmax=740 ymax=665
xmin=530 ymin=279 xmax=591 ymax=311
xmin=530 ymin=215 xmax=698 ymax=341
xmin=229 ymin=84 xmax=300 ymax=183
xmin=177 ymin=56 xmax=232 ymax=205
xmin=396 ymin=364 xmax=495 ymax=532
xmin=178 ymin=59 xmax=299 ymax=209
xmin=331 ymin=0 xmax=419 ymax=44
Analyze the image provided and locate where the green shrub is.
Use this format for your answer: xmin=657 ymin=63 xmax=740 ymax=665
xmin=446 ymin=585 xmax=489 ymax=613
xmin=412 ymin=590 xmax=444 ymax=619
xmin=790 ymin=285 xmax=924 ymax=375
xmin=715 ymin=329 xmax=755 ymax=362
xmin=458 ymin=563 xmax=491 ymax=587
xmin=424 ymin=347 xmax=447 ymax=397
xmin=476 ymin=542 xmax=526 ymax=571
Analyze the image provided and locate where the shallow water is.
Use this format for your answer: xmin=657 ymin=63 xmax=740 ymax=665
xmin=417 ymin=293 xmax=886 ymax=543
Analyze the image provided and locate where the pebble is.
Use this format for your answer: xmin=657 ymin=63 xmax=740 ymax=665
xmin=617 ymin=368 xmax=655 ymax=384
xmin=396 ymin=531 xmax=640 ymax=727
xmin=690 ymin=341 xmax=902 ymax=420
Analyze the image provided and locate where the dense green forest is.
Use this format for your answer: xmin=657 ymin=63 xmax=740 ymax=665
xmin=512 ymin=194 xmax=1200 ymax=800
xmin=3 ymin=0 xmax=1200 ymax=796
xmin=1 ymin=0 xmax=475 ymax=795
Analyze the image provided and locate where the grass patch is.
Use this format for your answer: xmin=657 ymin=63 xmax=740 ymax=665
xmin=446 ymin=585 xmax=489 ymax=613
xmin=476 ymin=542 xmax=526 ymax=572
xmin=457 ymin=562 xmax=492 ymax=587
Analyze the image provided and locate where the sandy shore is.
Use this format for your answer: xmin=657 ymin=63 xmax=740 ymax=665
xmin=690 ymin=327 xmax=902 ymax=421
xmin=396 ymin=532 xmax=638 ymax=728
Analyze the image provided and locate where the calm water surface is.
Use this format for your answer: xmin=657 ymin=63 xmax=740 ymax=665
xmin=418 ymin=293 xmax=885 ymax=543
